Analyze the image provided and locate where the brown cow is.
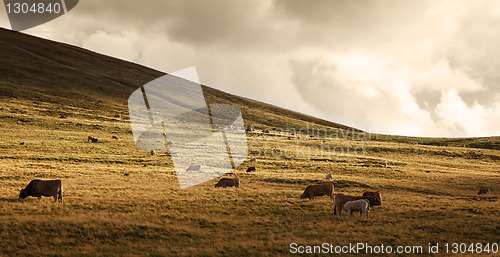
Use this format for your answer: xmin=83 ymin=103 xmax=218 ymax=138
xmin=334 ymin=194 xmax=381 ymax=218
xmin=19 ymin=179 xmax=63 ymax=203
xmin=246 ymin=167 xmax=256 ymax=172
xmin=215 ymin=177 xmax=240 ymax=188
xmin=363 ymin=191 xmax=381 ymax=201
xmin=300 ymin=182 xmax=334 ymax=201
xmin=112 ymin=136 xmax=119 ymax=140
xmin=478 ymin=188 xmax=490 ymax=195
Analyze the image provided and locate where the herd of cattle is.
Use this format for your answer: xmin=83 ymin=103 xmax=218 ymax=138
xmin=298 ymin=181 xmax=381 ymax=219
xmin=18 ymin=156 xmax=492 ymax=220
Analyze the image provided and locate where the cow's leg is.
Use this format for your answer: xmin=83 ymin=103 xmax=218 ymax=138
xmin=37 ymin=196 xmax=41 ymax=201
xmin=53 ymin=195 xmax=57 ymax=203
xmin=347 ymin=210 xmax=352 ymax=218
xmin=336 ymin=206 xmax=342 ymax=219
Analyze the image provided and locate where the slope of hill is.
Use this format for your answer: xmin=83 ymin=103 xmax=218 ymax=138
xmin=2 ymin=28 xmax=499 ymax=150
xmin=0 ymin=27 xmax=357 ymax=133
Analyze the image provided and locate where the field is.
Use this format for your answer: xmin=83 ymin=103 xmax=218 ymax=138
xmin=0 ymin=28 xmax=499 ymax=256
xmin=1 ymin=97 xmax=499 ymax=257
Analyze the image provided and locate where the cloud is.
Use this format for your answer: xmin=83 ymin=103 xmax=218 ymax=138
xmin=81 ymin=30 xmax=142 ymax=62
xmin=5 ymin=0 xmax=500 ymax=137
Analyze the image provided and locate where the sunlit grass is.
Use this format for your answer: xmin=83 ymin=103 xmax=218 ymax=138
xmin=0 ymin=97 xmax=498 ymax=256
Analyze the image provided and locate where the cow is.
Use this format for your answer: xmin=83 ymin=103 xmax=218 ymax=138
xmin=249 ymin=158 xmax=256 ymax=163
xmin=334 ymin=194 xmax=381 ymax=218
xmin=215 ymin=177 xmax=240 ymax=188
xmin=325 ymin=173 xmax=333 ymax=180
xmin=246 ymin=167 xmax=256 ymax=172
xmin=186 ymin=164 xmax=201 ymax=172
xmin=19 ymin=179 xmax=63 ymax=203
xmin=88 ymin=136 xmax=98 ymax=143
xmin=112 ymin=136 xmax=119 ymax=140
xmin=478 ymin=188 xmax=490 ymax=195
xmin=300 ymin=182 xmax=334 ymax=201
xmin=363 ymin=191 xmax=381 ymax=201
xmin=343 ymin=199 xmax=370 ymax=218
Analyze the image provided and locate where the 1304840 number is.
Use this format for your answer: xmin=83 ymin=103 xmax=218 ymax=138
xmin=6 ymin=2 xmax=62 ymax=14
xmin=444 ymin=243 xmax=498 ymax=254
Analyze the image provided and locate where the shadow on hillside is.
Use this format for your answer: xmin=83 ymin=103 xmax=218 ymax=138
xmin=0 ymin=198 xmax=21 ymax=203
xmin=261 ymin=178 xmax=372 ymax=188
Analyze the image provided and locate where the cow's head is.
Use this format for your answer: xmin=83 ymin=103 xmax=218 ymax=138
xmin=19 ymin=189 xmax=29 ymax=200
xmin=299 ymin=191 xmax=309 ymax=199
xmin=371 ymin=196 xmax=382 ymax=206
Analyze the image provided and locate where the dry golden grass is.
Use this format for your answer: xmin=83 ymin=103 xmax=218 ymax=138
xmin=1 ymin=97 xmax=499 ymax=257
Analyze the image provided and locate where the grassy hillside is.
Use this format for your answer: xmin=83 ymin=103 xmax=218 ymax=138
xmin=0 ymin=28 xmax=499 ymax=256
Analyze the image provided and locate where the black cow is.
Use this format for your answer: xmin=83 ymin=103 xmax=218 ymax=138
xmin=19 ymin=179 xmax=63 ymax=203
xmin=246 ymin=167 xmax=256 ymax=172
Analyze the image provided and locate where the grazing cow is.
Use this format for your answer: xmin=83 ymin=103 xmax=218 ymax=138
xmin=363 ymin=191 xmax=381 ymax=201
xmin=215 ymin=177 xmax=240 ymax=188
xmin=334 ymin=194 xmax=381 ymax=218
xmin=186 ymin=164 xmax=201 ymax=172
xmin=249 ymin=158 xmax=256 ymax=162
xmin=112 ymin=136 xmax=119 ymax=140
xmin=88 ymin=136 xmax=98 ymax=143
xmin=19 ymin=179 xmax=63 ymax=203
xmin=150 ymin=150 xmax=155 ymax=156
xmin=325 ymin=173 xmax=333 ymax=180
xmin=246 ymin=167 xmax=256 ymax=172
xmin=300 ymin=182 xmax=334 ymax=201
xmin=478 ymin=188 xmax=490 ymax=195
xmin=343 ymin=199 xmax=370 ymax=218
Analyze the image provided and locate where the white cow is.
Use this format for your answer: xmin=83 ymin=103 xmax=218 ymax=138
xmin=342 ymin=199 xmax=370 ymax=218
xmin=325 ymin=173 xmax=333 ymax=180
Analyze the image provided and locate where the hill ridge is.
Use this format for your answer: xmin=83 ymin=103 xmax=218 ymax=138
xmin=0 ymin=27 xmax=357 ymax=132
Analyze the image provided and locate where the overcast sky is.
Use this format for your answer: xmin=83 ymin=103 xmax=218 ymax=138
xmin=2 ymin=0 xmax=500 ymax=137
